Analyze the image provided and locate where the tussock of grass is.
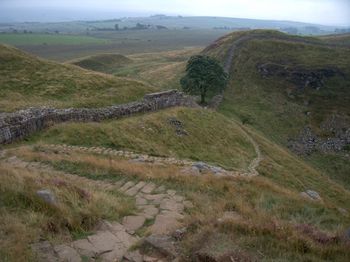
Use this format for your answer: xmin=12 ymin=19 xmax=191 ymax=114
xmin=0 ymin=44 xmax=158 ymax=112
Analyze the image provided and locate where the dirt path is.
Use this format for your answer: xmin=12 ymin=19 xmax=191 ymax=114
xmin=3 ymin=156 xmax=193 ymax=261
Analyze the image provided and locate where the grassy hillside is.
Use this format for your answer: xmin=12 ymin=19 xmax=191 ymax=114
xmin=11 ymin=108 xmax=350 ymax=261
xmin=319 ymin=33 xmax=350 ymax=47
xmin=204 ymin=30 xmax=350 ymax=187
xmin=32 ymin=107 xmax=257 ymax=171
xmin=0 ymin=44 xmax=159 ymax=112
xmin=69 ymin=53 xmax=132 ymax=73
xmin=70 ymin=48 xmax=200 ymax=90
xmin=2 ymin=34 xmax=350 ymax=260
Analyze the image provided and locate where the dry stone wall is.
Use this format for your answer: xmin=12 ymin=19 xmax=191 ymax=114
xmin=0 ymin=90 xmax=198 ymax=145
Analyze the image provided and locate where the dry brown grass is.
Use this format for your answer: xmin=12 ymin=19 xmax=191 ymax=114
xmin=0 ymin=156 xmax=135 ymax=260
xmin=4 ymin=144 xmax=350 ymax=261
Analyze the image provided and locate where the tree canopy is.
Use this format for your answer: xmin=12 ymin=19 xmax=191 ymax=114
xmin=180 ymin=55 xmax=228 ymax=104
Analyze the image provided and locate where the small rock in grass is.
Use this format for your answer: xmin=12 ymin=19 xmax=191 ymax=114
xmin=122 ymin=216 xmax=146 ymax=233
xmin=300 ymin=190 xmax=322 ymax=201
xmin=37 ymin=189 xmax=57 ymax=205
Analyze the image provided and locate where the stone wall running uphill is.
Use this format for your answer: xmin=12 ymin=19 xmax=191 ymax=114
xmin=0 ymin=90 xmax=198 ymax=145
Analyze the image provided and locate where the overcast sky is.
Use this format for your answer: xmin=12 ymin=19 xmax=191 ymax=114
xmin=1 ymin=0 xmax=349 ymax=26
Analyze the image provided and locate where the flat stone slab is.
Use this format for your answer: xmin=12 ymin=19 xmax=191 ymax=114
xmin=99 ymin=244 xmax=128 ymax=262
xmin=88 ymin=231 xmax=119 ymax=254
xmin=122 ymin=216 xmax=146 ymax=233
xmin=160 ymin=210 xmax=184 ymax=220
xmin=150 ymin=213 xmax=181 ymax=235
xmin=144 ymin=235 xmax=178 ymax=259
xmin=166 ymin=190 xmax=177 ymax=196
xmin=71 ymin=239 xmax=97 ymax=258
xmin=125 ymin=182 xmax=147 ymax=196
xmin=154 ymin=185 xmax=166 ymax=193
xmin=160 ymin=199 xmax=184 ymax=213
xmin=172 ymin=195 xmax=184 ymax=202
xmin=141 ymin=183 xmax=156 ymax=194
xmin=143 ymin=194 xmax=167 ymax=201
xmin=123 ymin=250 xmax=143 ymax=262
xmin=139 ymin=205 xmax=159 ymax=219
xmin=54 ymin=244 xmax=81 ymax=262
xmin=136 ymin=196 xmax=148 ymax=206
xmin=120 ymin=181 xmax=135 ymax=192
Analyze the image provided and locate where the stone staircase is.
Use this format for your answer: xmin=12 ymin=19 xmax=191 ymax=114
xmin=3 ymin=156 xmax=193 ymax=261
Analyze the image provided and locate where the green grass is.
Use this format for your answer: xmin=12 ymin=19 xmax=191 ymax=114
xmin=319 ymin=33 xmax=350 ymax=47
xmin=69 ymin=53 xmax=132 ymax=73
xmin=70 ymin=48 xmax=200 ymax=90
xmin=0 ymin=33 xmax=109 ymax=45
xmin=11 ymin=29 xmax=228 ymax=62
xmin=0 ymin=44 xmax=159 ymax=111
xmin=32 ymin=107 xmax=257 ymax=171
xmin=204 ymin=30 xmax=350 ymax=187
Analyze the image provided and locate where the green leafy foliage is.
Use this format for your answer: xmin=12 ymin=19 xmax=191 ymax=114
xmin=181 ymin=55 xmax=228 ymax=104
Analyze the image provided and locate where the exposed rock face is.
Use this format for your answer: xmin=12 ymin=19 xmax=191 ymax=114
xmin=0 ymin=90 xmax=198 ymax=145
xmin=288 ymin=115 xmax=350 ymax=155
xmin=257 ymin=63 xmax=343 ymax=91
xmin=167 ymin=117 xmax=188 ymax=136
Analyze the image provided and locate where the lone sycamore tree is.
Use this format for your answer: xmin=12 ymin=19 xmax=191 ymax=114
xmin=180 ymin=55 xmax=228 ymax=104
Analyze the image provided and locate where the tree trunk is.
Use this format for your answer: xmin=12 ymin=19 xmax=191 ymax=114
xmin=200 ymin=93 xmax=205 ymax=104
xmin=200 ymin=84 xmax=207 ymax=104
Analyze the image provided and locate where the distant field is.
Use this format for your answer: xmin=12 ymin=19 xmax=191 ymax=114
xmin=6 ymin=29 xmax=230 ymax=61
xmin=69 ymin=48 xmax=201 ymax=89
xmin=0 ymin=33 xmax=109 ymax=45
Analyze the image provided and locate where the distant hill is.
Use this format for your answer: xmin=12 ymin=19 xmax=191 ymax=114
xmin=0 ymin=44 xmax=157 ymax=112
xmin=0 ymin=15 xmax=345 ymax=36
xmin=69 ymin=53 xmax=133 ymax=73
xmin=204 ymin=30 xmax=350 ymax=187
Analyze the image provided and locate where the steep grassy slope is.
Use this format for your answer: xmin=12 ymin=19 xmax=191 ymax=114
xmin=0 ymin=44 xmax=158 ymax=112
xmin=204 ymin=30 xmax=350 ymax=187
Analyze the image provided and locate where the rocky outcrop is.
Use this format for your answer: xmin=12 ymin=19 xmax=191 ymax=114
xmin=257 ymin=63 xmax=343 ymax=91
xmin=288 ymin=115 xmax=350 ymax=155
xmin=0 ymin=90 xmax=198 ymax=145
